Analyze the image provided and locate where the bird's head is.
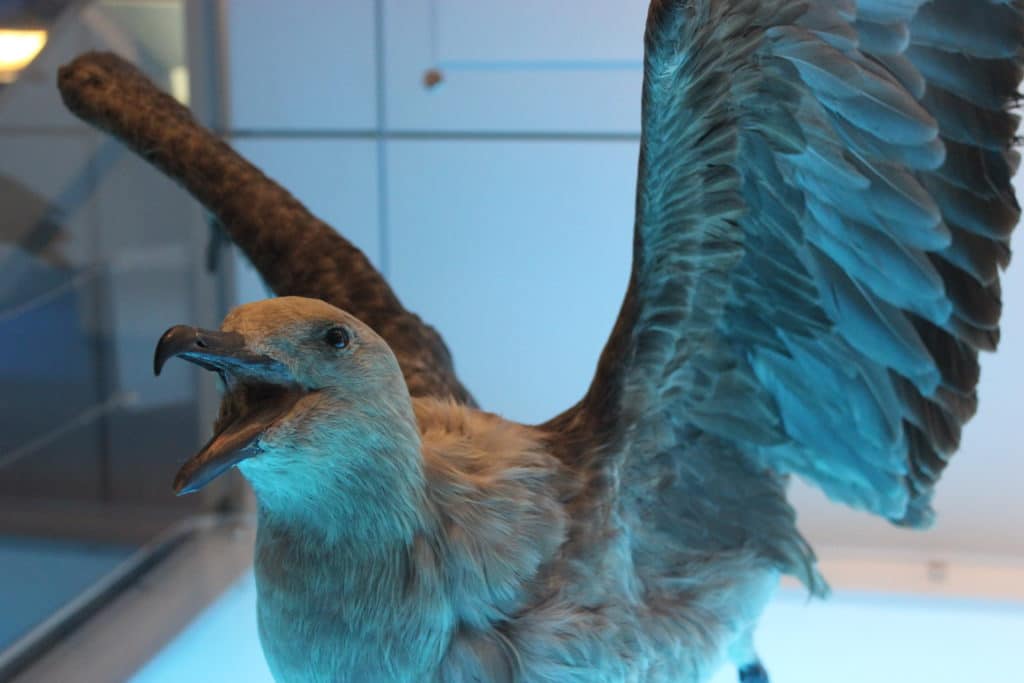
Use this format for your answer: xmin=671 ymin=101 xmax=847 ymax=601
xmin=154 ymin=297 xmax=420 ymax=505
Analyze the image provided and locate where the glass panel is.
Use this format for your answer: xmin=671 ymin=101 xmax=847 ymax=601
xmin=0 ymin=0 xmax=226 ymax=674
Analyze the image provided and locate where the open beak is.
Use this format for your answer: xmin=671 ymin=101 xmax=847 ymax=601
xmin=154 ymin=326 xmax=288 ymax=380
xmin=154 ymin=325 xmax=300 ymax=495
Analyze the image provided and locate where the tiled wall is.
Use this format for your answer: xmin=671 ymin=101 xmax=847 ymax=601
xmin=224 ymin=0 xmax=645 ymax=423
xmin=222 ymin=1 xmax=1024 ymax=558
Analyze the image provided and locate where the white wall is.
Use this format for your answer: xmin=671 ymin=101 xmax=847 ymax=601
xmin=223 ymin=1 xmax=1024 ymax=559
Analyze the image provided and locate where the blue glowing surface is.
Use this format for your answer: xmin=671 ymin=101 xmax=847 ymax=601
xmin=130 ymin=571 xmax=1024 ymax=683
xmin=129 ymin=572 xmax=271 ymax=683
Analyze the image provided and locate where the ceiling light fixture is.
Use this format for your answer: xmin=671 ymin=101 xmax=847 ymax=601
xmin=0 ymin=29 xmax=48 ymax=84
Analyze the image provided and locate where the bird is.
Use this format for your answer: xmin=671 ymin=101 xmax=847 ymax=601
xmin=57 ymin=0 xmax=1022 ymax=681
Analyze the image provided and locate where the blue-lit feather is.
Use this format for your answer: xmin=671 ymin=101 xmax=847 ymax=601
xmin=855 ymin=20 xmax=910 ymax=56
xmin=588 ymin=0 xmax=1023 ymax=529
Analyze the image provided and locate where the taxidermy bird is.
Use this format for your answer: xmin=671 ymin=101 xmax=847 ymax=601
xmin=58 ymin=0 xmax=1022 ymax=681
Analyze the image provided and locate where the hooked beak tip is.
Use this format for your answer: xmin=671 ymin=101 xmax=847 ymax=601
xmin=153 ymin=325 xmax=201 ymax=377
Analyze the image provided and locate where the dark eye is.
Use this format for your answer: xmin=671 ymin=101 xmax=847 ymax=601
xmin=325 ymin=327 xmax=350 ymax=349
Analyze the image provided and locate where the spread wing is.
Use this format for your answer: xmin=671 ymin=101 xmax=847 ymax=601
xmin=553 ymin=0 xmax=1023 ymax=526
xmin=57 ymin=52 xmax=474 ymax=405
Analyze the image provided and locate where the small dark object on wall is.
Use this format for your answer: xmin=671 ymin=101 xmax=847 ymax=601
xmin=422 ymin=67 xmax=444 ymax=89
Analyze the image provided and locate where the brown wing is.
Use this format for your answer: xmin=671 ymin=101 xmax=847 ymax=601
xmin=550 ymin=0 xmax=1022 ymax=527
xmin=57 ymin=52 xmax=474 ymax=405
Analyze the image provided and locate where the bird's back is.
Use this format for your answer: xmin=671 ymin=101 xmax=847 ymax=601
xmin=411 ymin=401 xmax=800 ymax=682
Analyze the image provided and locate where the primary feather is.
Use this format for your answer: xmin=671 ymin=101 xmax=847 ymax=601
xmin=57 ymin=0 xmax=1023 ymax=681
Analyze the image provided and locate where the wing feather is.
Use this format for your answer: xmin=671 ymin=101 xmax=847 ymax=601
xmin=56 ymin=53 xmax=475 ymax=405
xmin=554 ymin=0 xmax=1023 ymax=528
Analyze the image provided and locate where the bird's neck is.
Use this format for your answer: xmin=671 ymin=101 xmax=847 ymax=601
xmin=243 ymin=394 xmax=430 ymax=547
xmin=251 ymin=470 xmax=427 ymax=548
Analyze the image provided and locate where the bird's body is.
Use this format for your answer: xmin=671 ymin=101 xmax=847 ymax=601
xmin=250 ymin=389 xmax=790 ymax=683
xmin=170 ymin=296 xmax=816 ymax=682
xmin=58 ymin=0 xmax=1024 ymax=680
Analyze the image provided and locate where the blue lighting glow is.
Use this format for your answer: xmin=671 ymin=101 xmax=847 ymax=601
xmin=129 ymin=571 xmax=1024 ymax=683
xmin=128 ymin=573 xmax=272 ymax=683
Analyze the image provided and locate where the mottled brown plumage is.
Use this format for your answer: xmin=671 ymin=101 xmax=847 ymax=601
xmin=57 ymin=51 xmax=473 ymax=406
xmin=59 ymin=1 xmax=1023 ymax=681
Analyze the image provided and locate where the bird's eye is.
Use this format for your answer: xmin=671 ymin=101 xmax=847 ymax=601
xmin=325 ymin=327 xmax=350 ymax=349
